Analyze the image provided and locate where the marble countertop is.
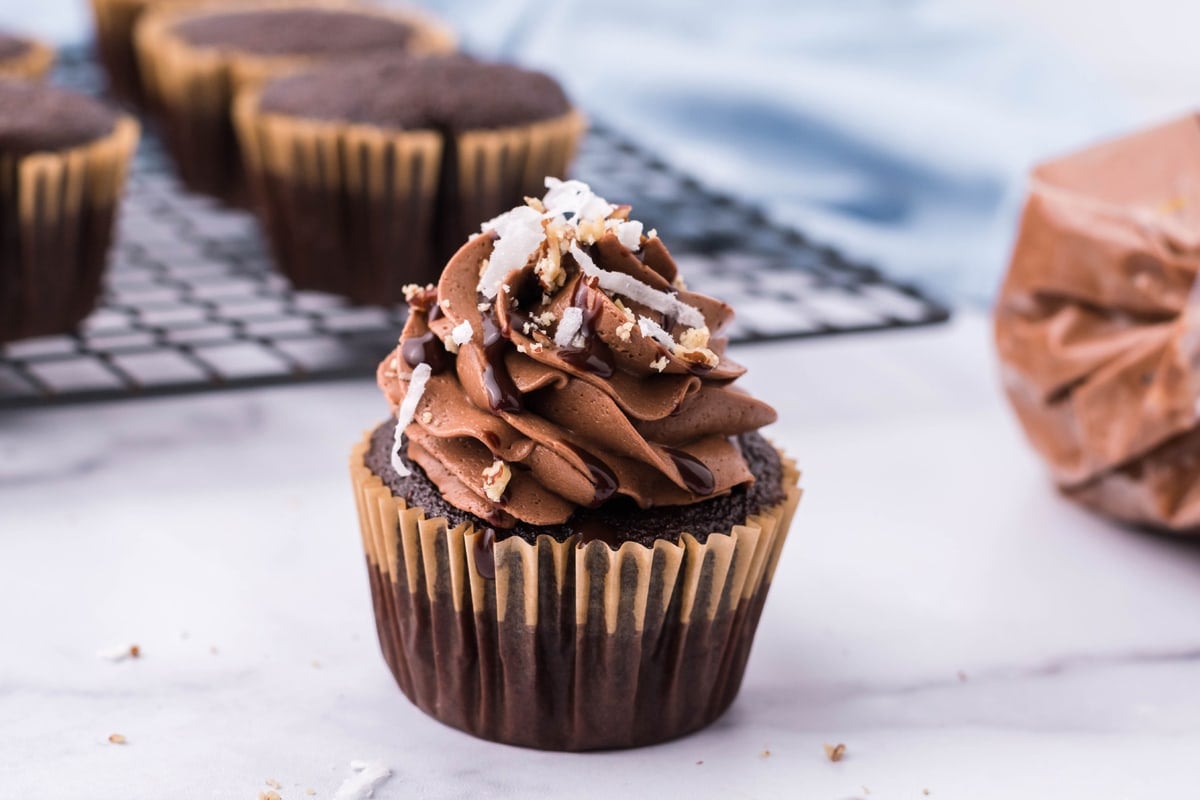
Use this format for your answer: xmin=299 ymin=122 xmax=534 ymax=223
xmin=4 ymin=311 xmax=1199 ymax=798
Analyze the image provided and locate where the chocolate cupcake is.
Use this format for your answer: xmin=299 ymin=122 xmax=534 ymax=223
xmin=0 ymin=80 xmax=139 ymax=344
xmin=235 ymin=54 xmax=585 ymax=303
xmin=0 ymin=31 xmax=54 ymax=81
xmin=350 ymin=179 xmax=802 ymax=750
xmin=134 ymin=0 xmax=454 ymax=203
xmin=90 ymin=0 xmax=180 ymax=106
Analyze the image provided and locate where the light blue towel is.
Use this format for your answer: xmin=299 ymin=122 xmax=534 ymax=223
xmin=11 ymin=0 xmax=1132 ymax=301
xmin=419 ymin=0 xmax=1130 ymax=302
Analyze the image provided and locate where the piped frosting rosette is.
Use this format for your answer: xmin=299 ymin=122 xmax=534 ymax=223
xmin=378 ymin=178 xmax=778 ymax=531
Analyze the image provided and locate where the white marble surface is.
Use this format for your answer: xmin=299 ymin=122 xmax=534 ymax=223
xmin=4 ymin=312 xmax=1200 ymax=798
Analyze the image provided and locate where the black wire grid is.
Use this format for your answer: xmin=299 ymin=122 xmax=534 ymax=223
xmin=0 ymin=51 xmax=950 ymax=409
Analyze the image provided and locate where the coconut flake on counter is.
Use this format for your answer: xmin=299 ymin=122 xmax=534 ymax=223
xmin=333 ymin=761 xmax=392 ymax=800
xmin=390 ymin=363 xmax=432 ymax=477
xmin=554 ymin=307 xmax=585 ymax=347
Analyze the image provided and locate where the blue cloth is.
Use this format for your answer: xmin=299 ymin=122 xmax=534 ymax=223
xmin=11 ymin=0 xmax=1134 ymax=301
xmin=420 ymin=0 xmax=1130 ymax=302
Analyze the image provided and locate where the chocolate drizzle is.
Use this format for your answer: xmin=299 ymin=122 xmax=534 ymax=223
xmin=472 ymin=527 xmax=496 ymax=579
xmin=569 ymin=445 xmax=619 ymax=507
xmin=480 ymin=313 xmax=522 ymax=412
xmin=664 ymin=447 xmax=715 ymax=496
xmin=401 ymin=329 xmax=449 ymax=374
xmin=558 ymin=276 xmax=615 ymax=378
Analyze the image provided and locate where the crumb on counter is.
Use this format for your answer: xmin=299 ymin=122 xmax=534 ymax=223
xmin=108 ymin=733 xmax=126 ymax=745
xmin=824 ymin=742 xmax=846 ymax=762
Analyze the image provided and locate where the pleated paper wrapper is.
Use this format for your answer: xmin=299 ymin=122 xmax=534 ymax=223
xmin=134 ymin=0 xmax=455 ymax=203
xmin=349 ymin=433 xmax=801 ymax=751
xmin=0 ymin=38 xmax=54 ymax=81
xmin=0 ymin=117 xmax=139 ymax=343
xmin=235 ymin=90 xmax=586 ymax=302
xmin=995 ymin=114 xmax=1200 ymax=531
xmin=90 ymin=0 xmax=168 ymax=105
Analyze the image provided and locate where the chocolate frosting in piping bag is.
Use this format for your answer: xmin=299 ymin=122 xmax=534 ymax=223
xmin=995 ymin=115 xmax=1200 ymax=530
xmin=378 ymin=179 xmax=777 ymax=529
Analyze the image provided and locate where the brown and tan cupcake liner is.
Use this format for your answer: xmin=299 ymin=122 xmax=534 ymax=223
xmin=0 ymin=38 xmax=54 ymax=81
xmin=90 ymin=0 xmax=171 ymax=105
xmin=0 ymin=117 xmax=140 ymax=344
xmin=350 ymin=432 xmax=801 ymax=751
xmin=134 ymin=0 xmax=455 ymax=203
xmin=236 ymin=90 xmax=585 ymax=302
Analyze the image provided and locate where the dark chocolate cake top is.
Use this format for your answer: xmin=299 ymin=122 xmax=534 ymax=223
xmin=171 ymin=7 xmax=414 ymax=57
xmin=258 ymin=54 xmax=571 ymax=132
xmin=0 ymin=80 xmax=118 ymax=155
xmin=0 ymin=32 xmax=32 ymax=61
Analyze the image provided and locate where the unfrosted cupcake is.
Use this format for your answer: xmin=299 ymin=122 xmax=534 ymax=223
xmin=134 ymin=0 xmax=454 ymax=202
xmin=236 ymin=53 xmax=585 ymax=303
xmin=90 ymin=0 xmax=183 ymax=106
xmin=350 ymin=178 xmax=801 ymax=750
xmin=0 ymin=80 xmax=139 ymax=343
xmin=0 ymin=31 xmax=54 ymax=81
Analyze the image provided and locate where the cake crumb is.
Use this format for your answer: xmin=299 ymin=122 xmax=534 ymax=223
xmin=210 ymin=645 xmax=219 ymax=655
xmin=306 ymin=791 xmax=317 ymax=797
xmin=695 ymin=761 xmax=703 ymax=766
xmin=311 ymin=660 xmax=321 ymax=669
xmin=420 ymin=411 xmax=433 ymax=425
xmin=108 ymin=733 xmax=126 ymax=745
xmin=824 ymin=742 xmax=846 ymax=762
xmin=97 ymin=643 xmax=140 ymax=662
xmin=760 ymin=749 xmax=771 ymax=759
xmin=266 ymin=779 xmax=282 ymax=789
xmin=650 ymin=356 xmax=668 ymax=372
xmin=923 ymin=790 xmax=931 ymax=796
xmin=258 ymin=792 xmax=282 ymax=800
xmin=482 ymin=460 xmax=511 ymax=503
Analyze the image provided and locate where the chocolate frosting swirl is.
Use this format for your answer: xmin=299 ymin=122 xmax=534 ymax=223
xmin=378 ymin=181 xmax=777 ymax=528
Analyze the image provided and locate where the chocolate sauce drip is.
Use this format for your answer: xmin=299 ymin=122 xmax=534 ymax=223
xmin=472 ymin=528 xmax=496 ymax=579
xmin=559 ymin=276 xmax=615 ymax=378
xmin=480 ymin=313 xmax=522 ymax=412
xmin=401 ymin=329 xmax=448 ymax=374
xmin=664 ymin=447 xmax=715 ymax=495
xmin=568 ymin=445 xmax=618 ymax=507
xmin=573 ymin=517 xmax=622 ymax=549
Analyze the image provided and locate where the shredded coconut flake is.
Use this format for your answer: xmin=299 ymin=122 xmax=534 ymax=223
xmin=333 ymin=761 xmax=392 ymax=800
xmin=608 ymin=219 xmax=644 ymax=250
xmin=543 ymin=177 xmax=614 ymax=222
xmin=478 ymin=205 xmax=545 ymax=298
xmin=554 ymin=307 xmax=585 ymax=347
xmin=391 ymin=363 xmax=432 ymax=477
xmin=451 ymin=320 xmax=473 ymax=346
xmin=570 ymin=243 xmax=704 ymax=329
xmin=637 ymin=315 xmax=675 ymax=349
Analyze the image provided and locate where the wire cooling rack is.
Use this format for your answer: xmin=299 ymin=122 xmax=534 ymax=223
xmin=0 ymin=49 xmax=949 ymax=409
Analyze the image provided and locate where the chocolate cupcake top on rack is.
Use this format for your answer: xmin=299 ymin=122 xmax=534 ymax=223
xmin=258 ymin=54 xmax=571 ymax=132
xmin=377 ymin=179 xmax=780 ymax=534
xmin=169 ymin=6 xmax=417 ymax=57
xmin=0 ymin=80 xmax=118 ymax=155
xmin=0 ymin=32 xmax=32 ymax=61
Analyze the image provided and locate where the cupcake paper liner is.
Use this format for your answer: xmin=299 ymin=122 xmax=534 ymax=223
xmin=0 ymin=117 xmax=139 ymax=344
xmin=90 ymin=0 xmax=162 ymax=105
xmin=349 ymin=431 xmax=801 ymax=751
xmin=134 ymin=0 xmax=455 ymax=203
xmin=0 ymin=38 xmax=54 ymax=81
xmin=236 ymin=89 xmax=586 ymax=302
